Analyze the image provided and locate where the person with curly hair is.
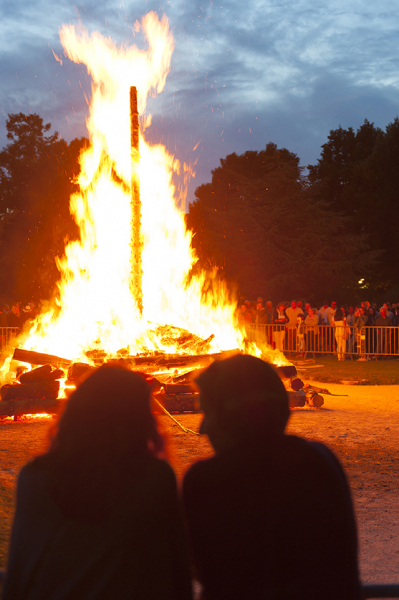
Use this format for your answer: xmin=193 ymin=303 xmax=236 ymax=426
xmin=3 ymin=366 xmax=192 ymax=600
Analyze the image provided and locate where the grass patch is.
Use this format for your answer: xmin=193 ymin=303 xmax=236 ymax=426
xmin=295 ymin=355 xmax=399 ymax=385
xmin=0 ymin=481 xmax=14 ymax=569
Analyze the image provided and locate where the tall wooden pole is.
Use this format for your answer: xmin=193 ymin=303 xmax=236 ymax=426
xmin=130 ymin=86 xmax=143 ymax=314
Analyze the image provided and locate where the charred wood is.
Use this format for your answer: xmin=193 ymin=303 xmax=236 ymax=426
xmin=67 ymin=363 xmax=97 ymax=381
xmin=19 ymin=364 xmax=52 ymax=383
xmin=290 ymin=377 xmax=305 ymax=391
xmin=18 ymin=365 xmax=64 ymax=383
xmin=276 ymin=365 xmax=297 ymax=379
xmin=1 ymin=380 xmax=60 ymax=402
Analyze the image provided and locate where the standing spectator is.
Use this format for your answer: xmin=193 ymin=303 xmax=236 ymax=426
xmin=183 ymin=355 xmax=361 ymax=600
xmin=318 ymin=304 xmax=329 ymax=352
xmin=374 ymin=307 xmax=391 ymax=356
xmin=326 ymin=302 xmax=337 ymax=352
xmin=326 ymin=301 xmax=337 ymax=325
xmin=305 ymin=307 xmax=319 ymax=352
xmin=237 ymin=303 xmax=252 ymax=328
xmin=383 ymin=303 xmax=394 ymax=324
xmin=346 ymin=307 xmax=355 ymax=327
xmin=297 ymin=314 xmax=306 ymax=356
xmin=333 ymin=306 xmax=346 ymax=361
xmin=255 ymin=298 xmax=267 ymax=325
xmin=393 ymin=303 xmax=399 ymax=322
xmin=244 ymin=300 xmax=253 ymax=323
xmin=285 ymin=301 xmax=304 ymax=354
xmin=265 ymin=301 xmax=274 ymax=347
xmin=255 ymin=298 xmax=268 ymax=345
xmin=0 ymin=304 xmax=7 ymax=350
xmin=365 ymin=307 xmax=376 ymax=356
xmin=7 ymin=303 xmax=21 ymax=327
xmin=273 ymin=303 xmax=287 ymax=352
xmin=345 ymin=307 xmax=355 ymax=353
xmin=353 ymin=307 xmax=368 ymax=359
xmin=318 ymin=304 xmax=329 ymax=325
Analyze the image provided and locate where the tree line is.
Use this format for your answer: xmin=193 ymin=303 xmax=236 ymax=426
xmin=0 ymin=112 xmax=398 ymax=307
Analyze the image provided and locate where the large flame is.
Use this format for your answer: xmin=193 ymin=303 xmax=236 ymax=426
xmin=11 ymin=12 xmax=287 ymax=368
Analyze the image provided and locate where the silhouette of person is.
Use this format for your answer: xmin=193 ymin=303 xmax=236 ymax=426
xmin=183 ymin=354 xmax=360 ymax=600
xmin=3 ymin=366 xmax=192 ymax=600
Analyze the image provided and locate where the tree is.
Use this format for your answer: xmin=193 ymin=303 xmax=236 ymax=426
xmin=0 ymin=113 xmax=88 ymax=303
xmin=186 ymin=143 xmax=374 ymax=304
xmin=308 ymin=118 xmax=399 ymax=294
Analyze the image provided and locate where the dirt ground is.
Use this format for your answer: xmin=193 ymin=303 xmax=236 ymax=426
xmin=0 ymin=382 xmax=398 ymax=587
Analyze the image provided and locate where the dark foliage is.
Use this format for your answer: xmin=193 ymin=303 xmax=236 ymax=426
xmin=186 ymin=143 xmax=374 ymax=304
xmin=308 ymin=118 xmax=399 ymax=295
xmin=0 ymin=113 xmax=88 ymax=303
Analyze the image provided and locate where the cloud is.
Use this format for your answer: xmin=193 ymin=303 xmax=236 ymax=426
xmin=0 ymin=0 xmax=398 ymax=204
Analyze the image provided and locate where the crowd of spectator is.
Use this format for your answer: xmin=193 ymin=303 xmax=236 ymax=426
xmin=238 ymin=298 xmax=399 ymax=359
xmin=0 ymin=302 xmax=37 ymax=330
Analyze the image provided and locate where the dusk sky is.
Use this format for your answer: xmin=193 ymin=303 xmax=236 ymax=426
xmin=1 ymin=0 xmax=398 ymax=205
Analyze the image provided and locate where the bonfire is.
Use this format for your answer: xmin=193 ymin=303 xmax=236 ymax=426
xmin=1 ymin=12 xmax=305 ymax=419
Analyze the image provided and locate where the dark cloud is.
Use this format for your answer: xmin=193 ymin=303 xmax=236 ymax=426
xmin=1 ymin=0 xmax=398 ymax=205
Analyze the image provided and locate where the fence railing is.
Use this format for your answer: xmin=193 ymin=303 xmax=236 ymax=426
xmin=246 ymin=324 xmax=399 ymax=358
xmin=0 ymin=327 xmax=20 ymax=352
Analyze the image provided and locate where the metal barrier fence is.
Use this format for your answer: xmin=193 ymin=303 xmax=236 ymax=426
xmin=0 ymin=327 xmax=20 ymax=352
xmin=358 ymin=326 xmax=399 ymax=358
xmin=246 ymin=324 xmax=399 ymax=359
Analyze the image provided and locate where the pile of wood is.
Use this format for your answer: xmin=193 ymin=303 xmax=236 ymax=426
xmin=0 ymin=363 xmax=64 ymax=418
xmin=0 ymin=348 xmax=324 ymax=419
xmin=276 ymin=365 xmax=324 ymax=408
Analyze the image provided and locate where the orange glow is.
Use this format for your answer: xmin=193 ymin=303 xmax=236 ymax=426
xmin=4 ymin=12 xmax=288 ymax=375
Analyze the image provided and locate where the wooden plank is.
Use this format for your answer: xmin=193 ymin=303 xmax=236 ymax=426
xmin=12 ymin=348 xmax=72 ymax=367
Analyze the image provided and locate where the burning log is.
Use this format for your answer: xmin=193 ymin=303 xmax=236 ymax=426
xmin=67 ymin=362 xmax=97 ymax=382
xmin=133 ymin=348 xmax=240 ymax=369
xmin=12 ymin=348 xmax=72 ymax=367
xmin=19 ymin=364 xmax=53 ymax=382
xmin=19 ymin=365 xmax=64 ymax=383
xmin=130 ymin=85 xmax=143 ymax=314
xmin=179 ymin=333 xmax=215 ymax=355
xmin=1 ymin=380 xmax=60 ymax=402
